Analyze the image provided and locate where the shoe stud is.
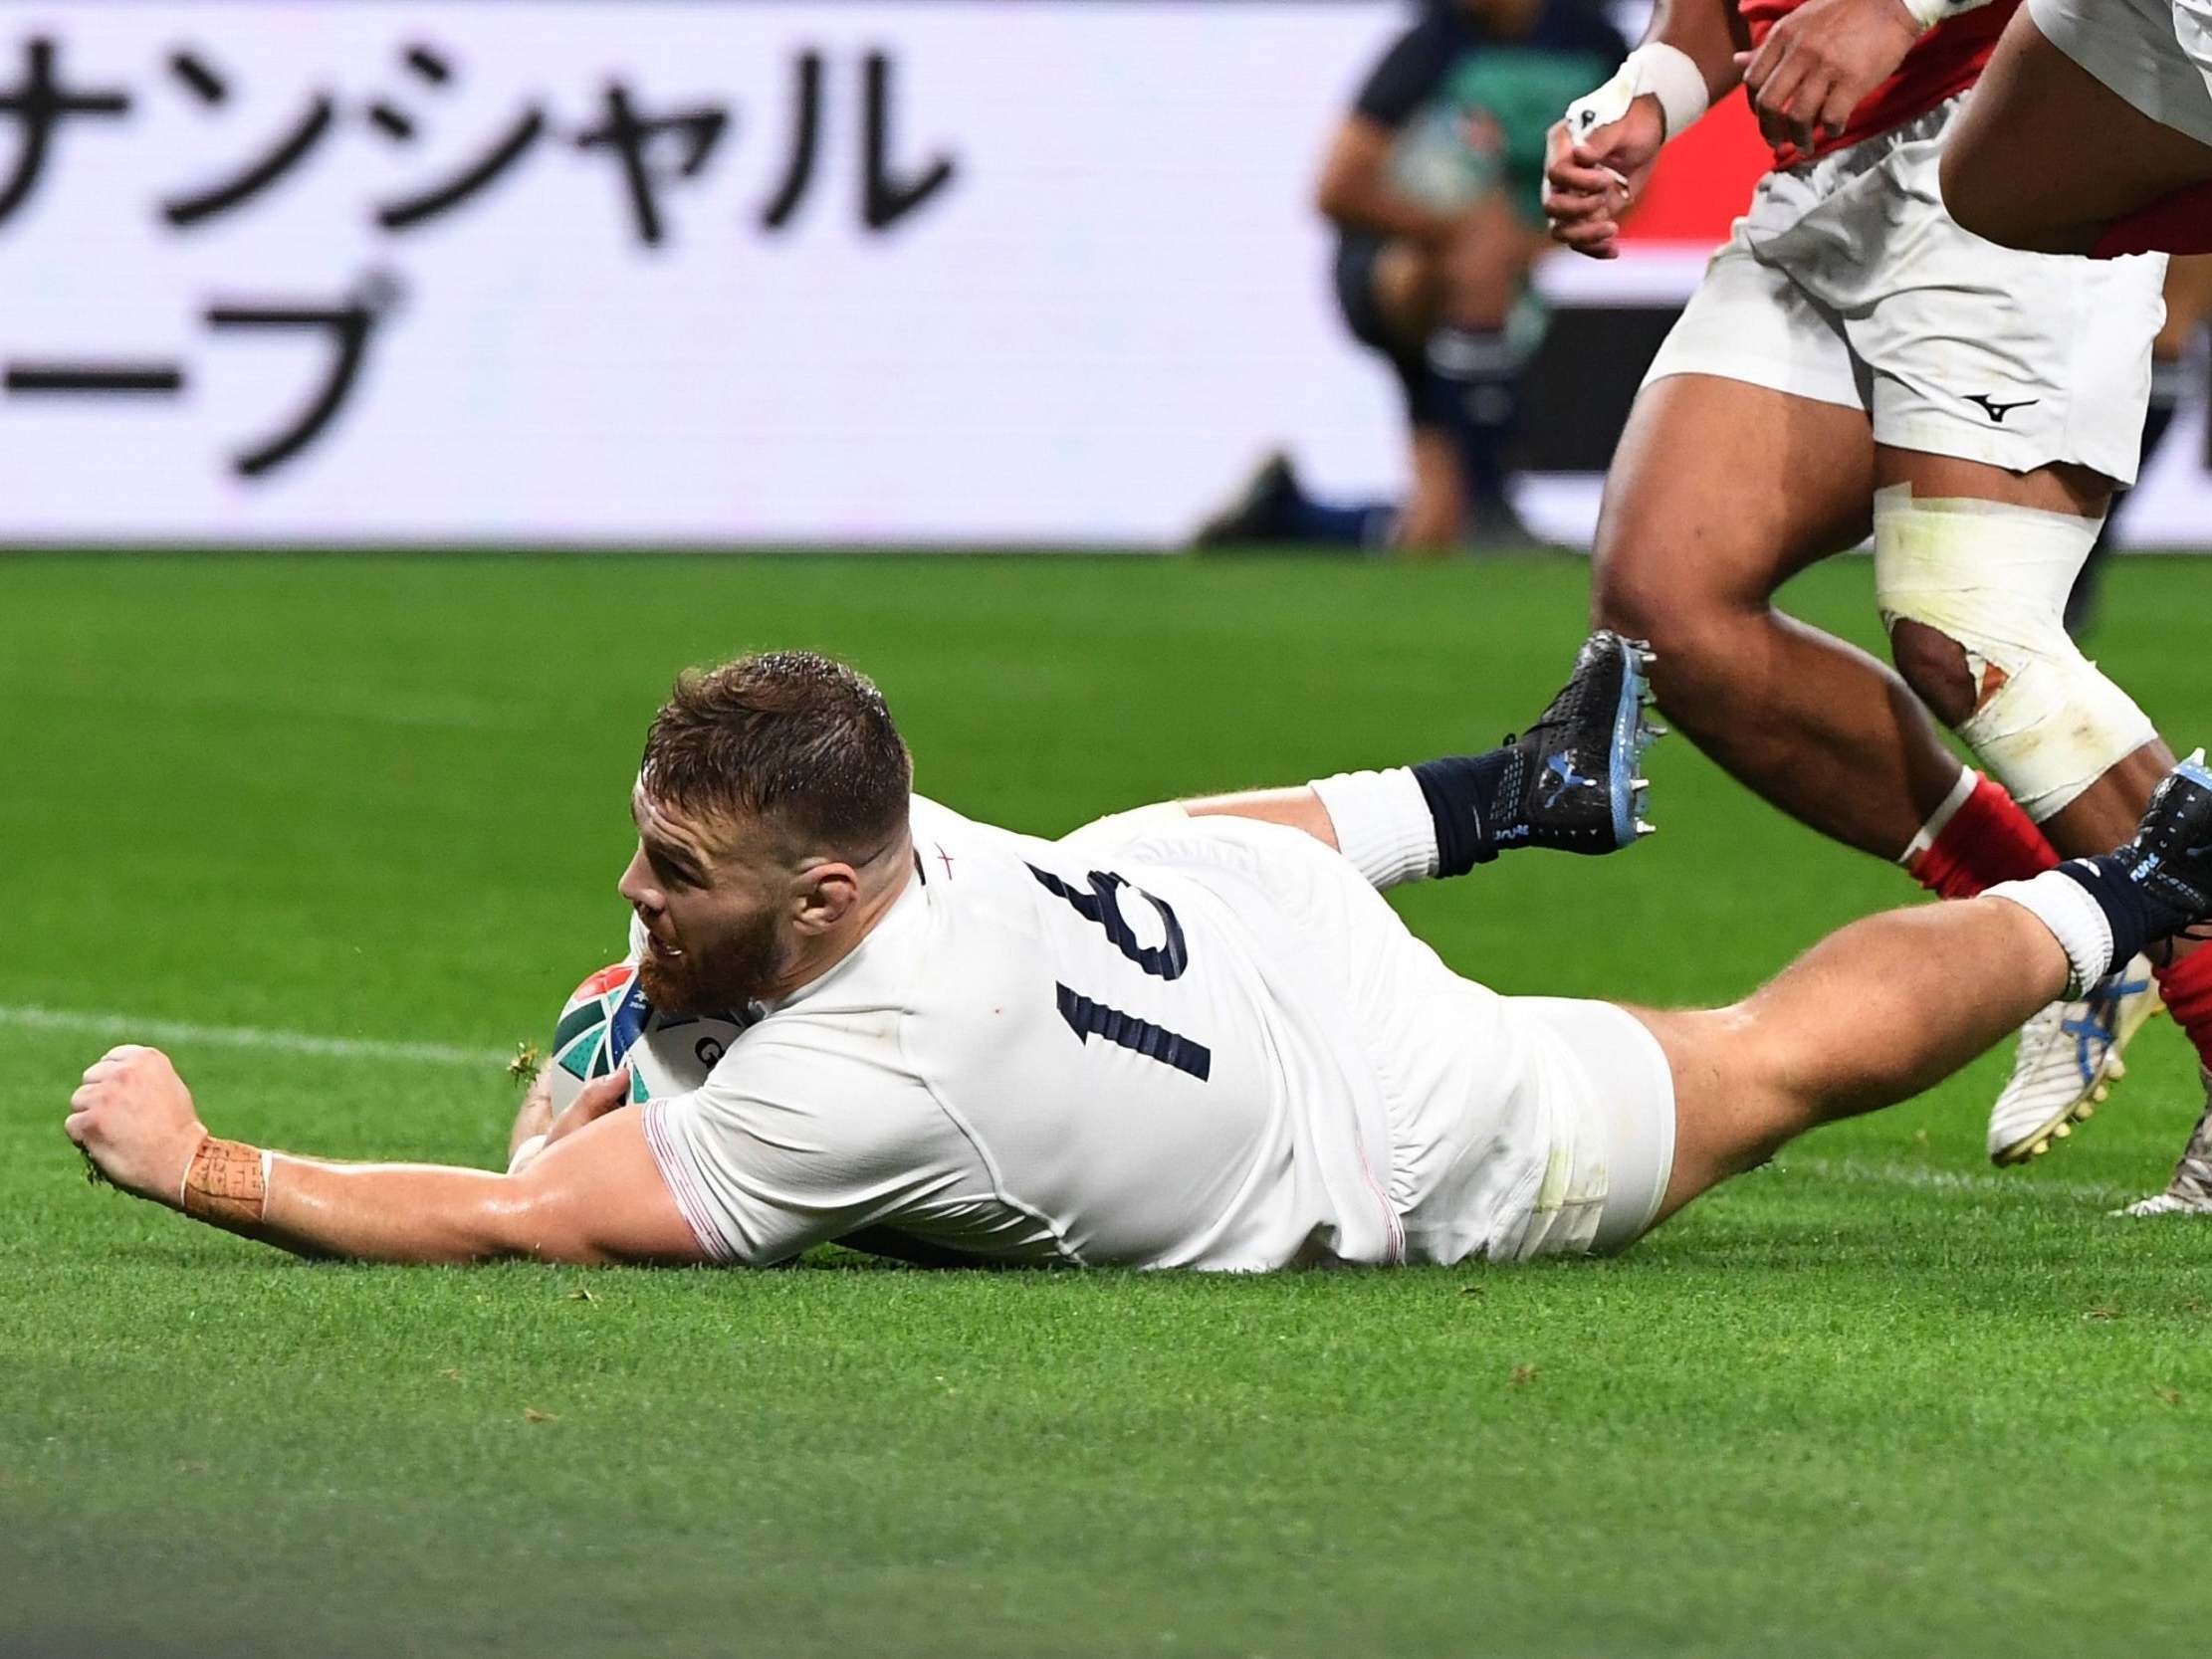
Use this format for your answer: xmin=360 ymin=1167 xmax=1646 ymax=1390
xmin=1635 ymin=818 xmax=1657 ymax=838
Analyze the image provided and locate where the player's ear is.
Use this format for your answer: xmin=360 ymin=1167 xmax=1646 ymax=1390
xmin=790 ymin=862 xmax=859 ymax=934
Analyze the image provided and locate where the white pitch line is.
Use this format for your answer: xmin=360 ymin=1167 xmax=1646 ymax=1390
xmin=1780 ymin=1153 xmax=2133 ymax=1207
xmin=0 ymin=1003 xmax=512 ymax=1069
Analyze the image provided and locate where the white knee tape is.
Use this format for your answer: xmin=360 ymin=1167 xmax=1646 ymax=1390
xmin=1873 ymin=486 xmax=2157 ymax=822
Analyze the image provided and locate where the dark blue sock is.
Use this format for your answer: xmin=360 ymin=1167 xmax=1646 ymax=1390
xmin=1413 ymin=747 xmax=1521 ymax=873
xmin=1425 ymin=327 xmax=1521 ymax=505
xmin=2057 ymin=855 xmax=2201 ymax=968
xmin=1283 ymin=492 xmax=1395 ymax=548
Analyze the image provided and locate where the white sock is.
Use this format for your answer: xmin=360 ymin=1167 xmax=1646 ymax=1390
xmin=1309 ymin=768 xmax=1438 ymax=890
xmin=1985 ymin=869 xmax=2116 ymax=998
xmin=1897 ymin=766 xmax=1978 ymax=866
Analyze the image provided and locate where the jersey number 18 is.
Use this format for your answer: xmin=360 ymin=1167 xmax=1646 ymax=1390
xmin=1028 ymin=866 xmax=1212 ymax=1082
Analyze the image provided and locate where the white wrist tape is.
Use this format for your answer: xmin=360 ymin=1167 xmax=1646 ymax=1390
xmin=508 ymin=1133 xmax=548 ymax=1173
xmin=1899 ymin=0 xmax=1998 ymax=33
xmin=1564 ymin=43 xmax=1709 ymax=144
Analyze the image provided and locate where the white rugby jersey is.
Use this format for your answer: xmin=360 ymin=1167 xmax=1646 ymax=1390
xmin=641 ymin=797 xmax=1551 ymax=1270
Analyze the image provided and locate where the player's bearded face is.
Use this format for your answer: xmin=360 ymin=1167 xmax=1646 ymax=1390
xmin=636 ymin=901 xmax=787 ymax=1015
xmin=624 ymin=791 xmax=795 ymax=1013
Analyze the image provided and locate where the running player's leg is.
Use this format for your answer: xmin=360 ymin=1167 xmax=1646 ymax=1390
xmin=1853 ymin=274 xmax=2211 ymax=1161
xmin=1790 ymin=100 xmax=2190 ymax=1164
xmin=1939 ymin=4 xmax=2212 ymax=256
xmin=1590 ymin=372 xmax=1971 ymax=858
xmin=1874 ymin=449 xmax=2172 ymax=859
xmin=1644 ymin=755 xmax=2212 ymax=1224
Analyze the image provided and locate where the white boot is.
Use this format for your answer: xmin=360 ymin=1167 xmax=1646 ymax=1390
xmin=2116 ymin=1066 xmax=2212 ymax=1216
xmin=1986 ymin=956 xmax=2161 ymax=1165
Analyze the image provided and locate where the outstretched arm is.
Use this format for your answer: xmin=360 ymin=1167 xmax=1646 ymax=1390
xmin=66 ymin=1046 xmax=707 ymax=1265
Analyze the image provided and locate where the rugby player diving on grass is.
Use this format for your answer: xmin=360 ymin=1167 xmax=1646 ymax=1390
xmin=66 ymin=644 xmax=2212 ymax=1270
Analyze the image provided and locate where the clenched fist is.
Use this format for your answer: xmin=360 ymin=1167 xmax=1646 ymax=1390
xmin=1543 ymin=97 xmax=1665 ymax=260
xmin=66 ymin=1045 xmax=207 ymax=1205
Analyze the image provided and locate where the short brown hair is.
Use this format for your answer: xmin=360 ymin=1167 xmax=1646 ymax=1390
xmin=640 ymin=652 xmax=912 ymax=854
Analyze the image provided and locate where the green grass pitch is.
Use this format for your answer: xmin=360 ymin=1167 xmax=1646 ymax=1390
xmin=5 ymin=551 xmax=2212 ymax=1658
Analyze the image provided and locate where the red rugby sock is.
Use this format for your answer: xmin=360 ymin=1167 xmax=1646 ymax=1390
xmin=2093 ymin=179 xmax=2212 ymax=259
xmin=2153 ymin=947 xmax=2212 ymax=1077
xmin=1902 ymin=772 xmax=2060 ymax=901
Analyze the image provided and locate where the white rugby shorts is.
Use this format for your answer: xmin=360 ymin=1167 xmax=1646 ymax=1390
xmin=1073 ymin=807 xmax=1678 ymax=1264
xmin=1642 ymin=98 xmax=2169 ymax=486
xmin=2032 ymin=0 xmax=2212 ymax=145
xmin=1478 ymin=995 xmax=1675 ymax=1260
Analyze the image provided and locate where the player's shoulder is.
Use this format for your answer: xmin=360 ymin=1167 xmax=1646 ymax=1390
xmin=1395 ymin=9 xmax=1484 ymax=69
xmin=908 ymin=792 xmax=1074 ymax=883
xmin=1354 ymin=9 xmax=1469 ymax=122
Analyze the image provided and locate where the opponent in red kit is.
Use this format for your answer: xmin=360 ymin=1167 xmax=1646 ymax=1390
xmin=1738 ymin=0 xmax=2212 ymax=259
xmin=1541 ymin=0 xmax=2212 ymax=1212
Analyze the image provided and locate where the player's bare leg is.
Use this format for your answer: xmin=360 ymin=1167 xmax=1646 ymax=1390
xmin=1590 ymin=373 xmax=1967 ymax=856
xmin=1401 ymin=429 xmax=1469 ymax=552
xmin=1871 ymin=445 xmax=2206 ymax=1163
xmin=1642 ymin=755 xmax=2212 ymax=1225
xmin=1365 ymin=243 xmax=1467 ymax=552
xmin=1379 ymin=198 xmax=1546 ymax=552
xmin=1939 ymin=9 xmax=2212 ymax=257
xmin=1646 ymin=900 xmax=2073 ymax=1218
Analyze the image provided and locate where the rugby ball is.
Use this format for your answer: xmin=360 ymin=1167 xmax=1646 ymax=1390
xmin=543 ymin=960 xmax=748 ymax=1111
